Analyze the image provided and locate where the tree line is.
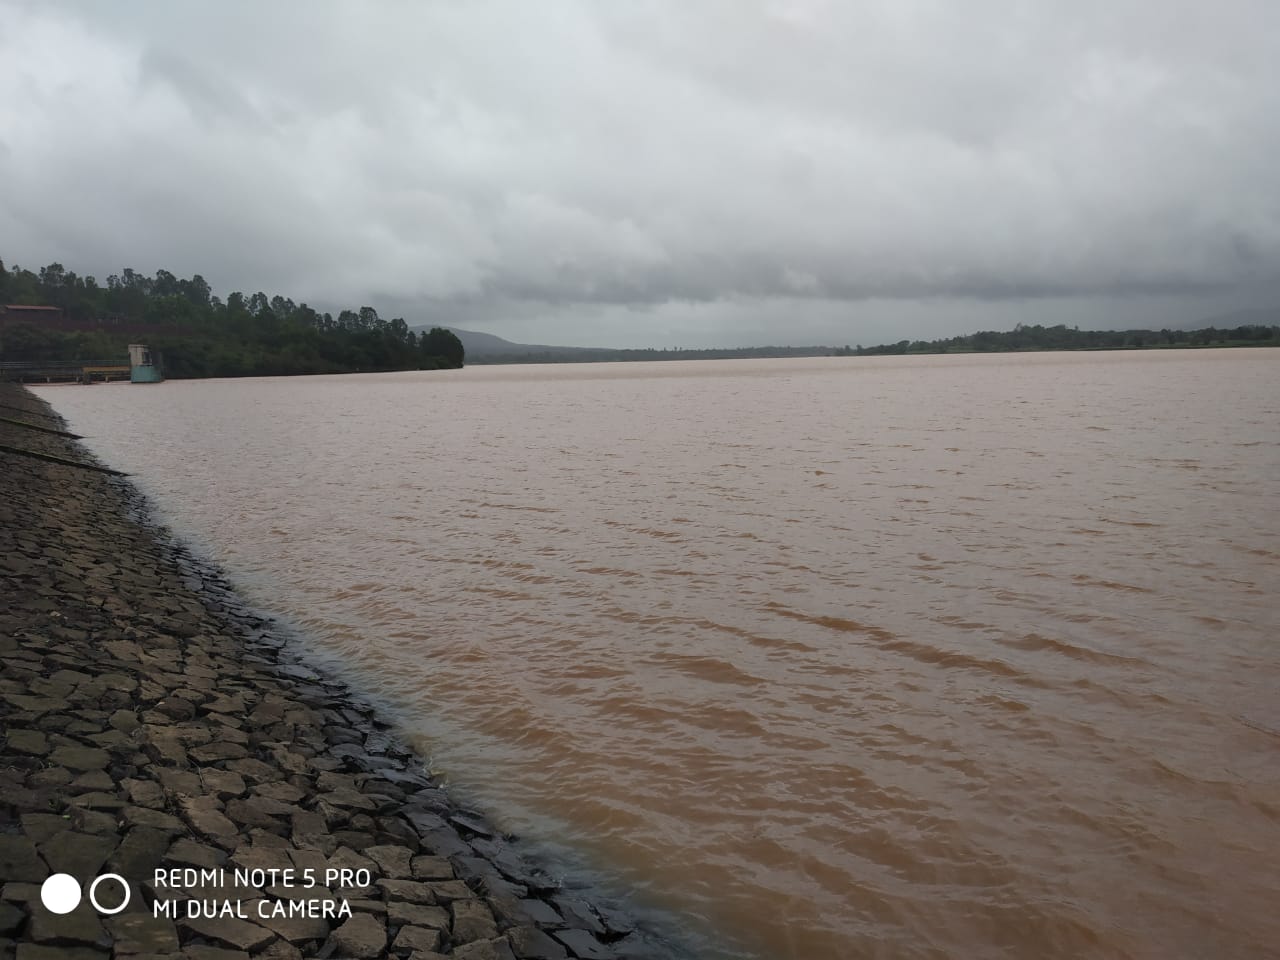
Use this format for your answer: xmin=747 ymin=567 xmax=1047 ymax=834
xmin=836 ymin=322 xmax=1279 ymax=356
xmin=0 ymin=259 xmax=463 ymax=377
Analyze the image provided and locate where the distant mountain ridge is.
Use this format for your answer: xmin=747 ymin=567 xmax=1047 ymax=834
xmin=420 ymin=326 xmax=592 ymax=357
xmin=413 ymin=307 xmax=1280 ymax=364
xmin=409 ymin=325 xmax=835 ymax=363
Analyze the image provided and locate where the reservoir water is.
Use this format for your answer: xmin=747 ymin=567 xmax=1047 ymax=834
xmin=38 ymin=350 xmax=1280 ymax=959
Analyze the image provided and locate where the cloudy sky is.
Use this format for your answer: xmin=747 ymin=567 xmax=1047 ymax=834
xmin=2 ymin=1 xmax=1278 ymax=347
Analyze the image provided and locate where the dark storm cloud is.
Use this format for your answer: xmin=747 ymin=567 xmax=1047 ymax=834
xmin=2 ymin=0 xmax=1278 ymax=345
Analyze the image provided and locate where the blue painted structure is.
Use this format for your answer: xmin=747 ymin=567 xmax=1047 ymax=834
xmin=128 ymin=344 xmax=163 ymax=383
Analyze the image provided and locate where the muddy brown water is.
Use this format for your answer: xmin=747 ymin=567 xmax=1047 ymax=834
xmin=37 ymin=350 xmax=1280 ymax=959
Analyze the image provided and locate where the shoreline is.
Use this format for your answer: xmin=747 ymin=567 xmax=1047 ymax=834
xmin=0 ymin=382 xmax=685 ymax=960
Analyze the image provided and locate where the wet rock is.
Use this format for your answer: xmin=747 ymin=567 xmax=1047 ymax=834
xmin=552 ymin=929 xmax=616 ymax=960
xmin=449 ymin=812 xmax=496 ymax=838
xmin=490 ymin=897 xmax=564 ymax=930
xmin=506 ymin=925 xmax=569 ymax=960
xmin=552 ymin=897 xmax=606 ymax=936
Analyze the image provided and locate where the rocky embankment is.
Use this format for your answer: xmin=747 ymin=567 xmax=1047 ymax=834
xmin=0 ymin=383 xmax=672 ymax=960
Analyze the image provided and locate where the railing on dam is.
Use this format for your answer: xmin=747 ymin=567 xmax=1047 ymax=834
xmin=0 ymin=360 xmax=132 ymax=383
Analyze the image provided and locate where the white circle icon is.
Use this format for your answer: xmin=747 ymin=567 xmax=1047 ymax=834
xmin=40 ymin=874 xmax=82 ymax=914
xmin=88 ymin=874 xmax=131 ymax=915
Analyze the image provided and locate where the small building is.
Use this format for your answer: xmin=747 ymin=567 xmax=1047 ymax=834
xmin=128 ymin=344 xmax=163 ymax=383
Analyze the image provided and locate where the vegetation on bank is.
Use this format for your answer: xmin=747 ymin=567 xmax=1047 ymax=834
xmin=0 ymin=259 xmax=463 ymax=377
xmin=835 ymin=322 xmax=1280 ymax=356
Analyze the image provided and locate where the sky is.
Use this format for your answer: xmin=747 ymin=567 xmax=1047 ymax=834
xmin=2 ymin=1 xmax=1278 ymax=348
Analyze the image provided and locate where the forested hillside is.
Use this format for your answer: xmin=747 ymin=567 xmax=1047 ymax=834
xmin=0 ymin=259 xmax=463 ymax=377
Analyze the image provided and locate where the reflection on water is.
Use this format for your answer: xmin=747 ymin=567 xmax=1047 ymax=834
xmin=40 ymin=350 xmax=1280 ymax=959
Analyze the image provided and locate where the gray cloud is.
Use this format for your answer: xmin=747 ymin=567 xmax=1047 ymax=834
xmin=2 ymin=0 xmax=1278 ymax=346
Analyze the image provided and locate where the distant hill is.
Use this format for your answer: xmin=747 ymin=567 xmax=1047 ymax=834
xmin=414 ymin=326 xmax=597 ymax=358
xmin=409 ymin=325 xmax=834 ymax=364
xmin=417 ymin=310 xmax=1280 ymax=365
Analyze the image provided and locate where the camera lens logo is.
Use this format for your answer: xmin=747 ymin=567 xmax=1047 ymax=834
xmin=40 ymin=874 xmax=130 ymax=915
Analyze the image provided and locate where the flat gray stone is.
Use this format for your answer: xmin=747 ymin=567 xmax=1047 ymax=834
xmin=202 ymin=769 xmax=248 ymax=799
xmin=0 ymin=836 xmax=48 ymax=883
xmin=363 ymin=844 xmax=413 ymax=878
xmin=552 ymin=897 xmax=605 ymax=935
xmin=0 ymin=900 xmax=22 ymax=935
xmin=109 ymin=826 xmax=174 ymax=879
xmin=375 ymin=878 xmax=436 ymax=904
xmin=14 ymin=945 xmax=111 ymax=960
xmin=452 ymin=898 xmax=499 ymax=942
xmin=27 ymin=900 xmax=109 ymax=949
xmin=507 ymin=925 xmax=568 ymax=960
xmin=6 ymin=729 xmax=48 ymax=755
xmin=325 ymin=912 xmax=385 ymax=958
xmin=109 ymin=709 xmax=141 ymax=733
xmin=122 ymin=806 xmax=185 ymax=832
xmin=106 ymin=911 xmax=179 ymax=954
xmin=452 ymin=938 xmax=519 ymax=960
xmin=391 ymin=924 xmax=443 ymax=953
xmin=19 ymin=813 xmax=71 ymax=845
xmin=410 ymin=855 xmax=453 ymax=880
xmin=387 ymin=901 xmax=450 ymax=929
xmin=165 ymin=838 xmax=228 ymax=870
xmin=179 ymin=795 xmax=239 ymax=844
xmin=552 ymin=928 xmax=616 ymax=960
xmin=48 ymin=745 xmax=110 ymax=771
xmin=178 ymin=914 xmax=276 ymax=952
xmin=155 ymin=768 xmax=202 ymax=795
xmin=253 ymin=908 xmax=329 ymax=945
xmin=37 ymin=831 xmax=118 ymax=879
xmin=69 ymin=771 xmax=114 ymax=792
xmin=189 ymin=742 xmax=249 ymax=764
xmin=181 ymin=945 xmax=251 ymax=960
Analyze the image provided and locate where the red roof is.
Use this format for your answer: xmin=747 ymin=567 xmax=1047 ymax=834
xmin=3 ymin=304 xmax=63 ymax=311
